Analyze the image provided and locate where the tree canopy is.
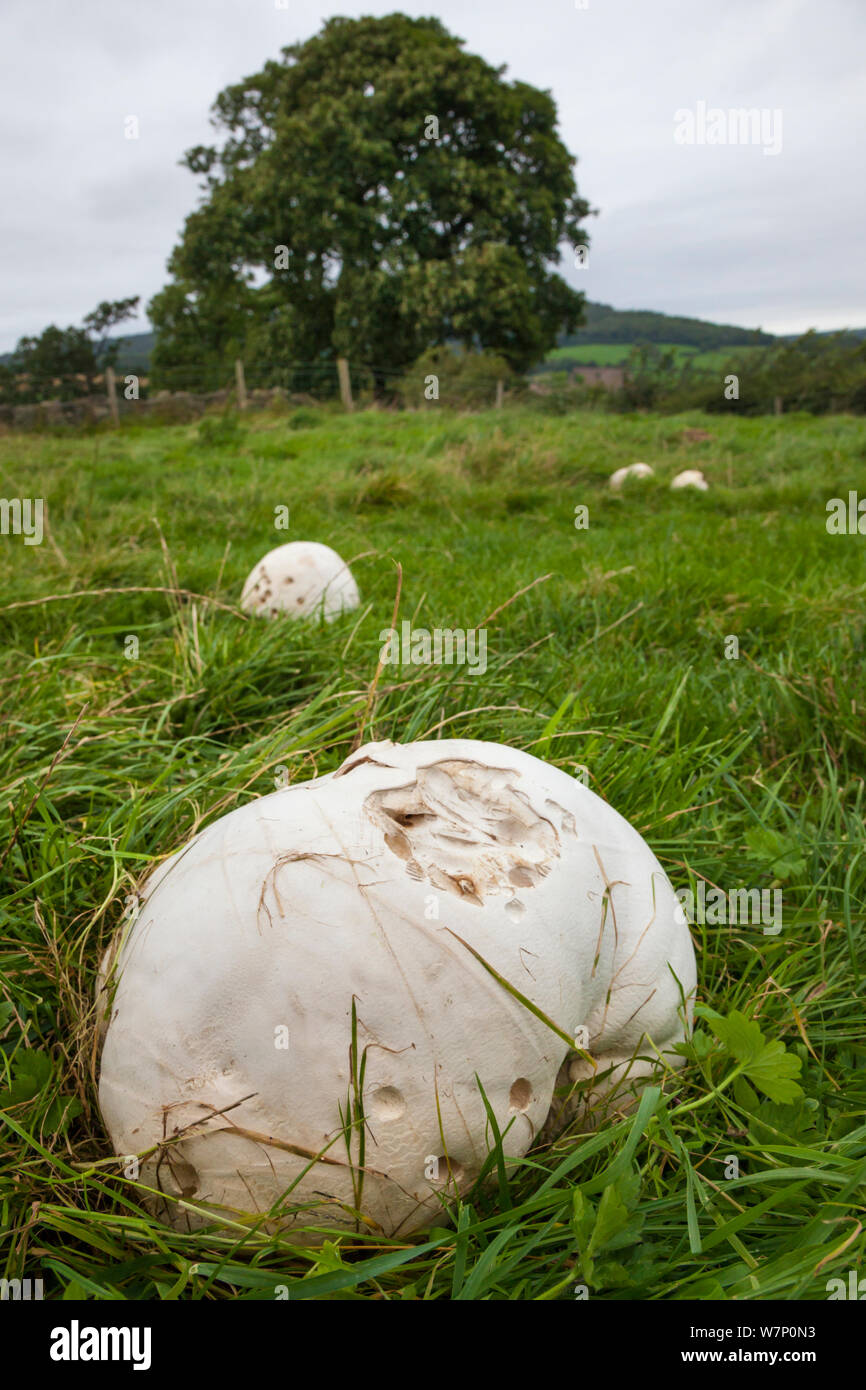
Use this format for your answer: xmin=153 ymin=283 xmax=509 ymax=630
xmin=148 ymin=13 xmax=591 ymax=390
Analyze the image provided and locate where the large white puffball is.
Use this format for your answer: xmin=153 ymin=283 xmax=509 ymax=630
xmin=240 ymin=541 xmax=359 ymax=621
xmin=98 ymin=738 xmax=696 ymax=1238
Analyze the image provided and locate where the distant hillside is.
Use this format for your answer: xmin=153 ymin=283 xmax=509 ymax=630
xmin=0 ymin=330 xmax=155 ymax=371
xmin=100 ymin=318 xmax=866 ymax=363
xmin=102 ymin=314 xmax=780 ymax=371
xmin=778 ymin=327 xmax=866 ymax=342
xmin=559 ymin=302 xmax=774 ymax=349
xmin=108 ymin=331 xmax=155 ymax=370
xmin=4 ymin=315 xmax=864 ymax=378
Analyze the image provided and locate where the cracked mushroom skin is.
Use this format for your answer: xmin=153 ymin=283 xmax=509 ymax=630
xmin=240 ymin=540 xmax=359 ymax=620
xmin=97 ymin=739 xmax=696 ymax=1238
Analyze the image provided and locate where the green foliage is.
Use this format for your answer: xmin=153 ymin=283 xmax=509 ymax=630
xmin=744 ymin=826 xmax=808 ymax=881
xmin=700 ymin=1008 xmax=804 ymax=1104
xmin=148 ymin=14 xmax=590 ymax=389
xmin=398 ymin=345 xmax=512 ymax=409
xmin=0 ymin=1050 xmax=82 ymax=1134
xmin=617 ymin=332 xmax=866 ymax=415
xmin=530 ymin=331 xmax=866 ymax=416
xmin=287 ymin=406 xmax=327 ymax=430
xmin=0 ymin=298 xmax=141 ymax=405
xmin=3 ymin=325 xmax=97 ymax=402
xmin=82 ymin=296 xmax=141 ymax=368
xmin=196 ymin=411 xmax=244 ymax=448
xmin=571 ymin=1169 xmax=645 ymax=1290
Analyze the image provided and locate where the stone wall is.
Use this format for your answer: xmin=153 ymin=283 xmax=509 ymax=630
xmin=0 ymin=386 xmax=310 ymax=432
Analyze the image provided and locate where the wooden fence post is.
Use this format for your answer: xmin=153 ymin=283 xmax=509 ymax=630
xmin=774 ymin=395 xmax=783 ymax=416
xmin=495 ymin=379 xmax=504 ymax=409
xmin=105 ymin=366 xmax=120 ymax=426
xmin=337 ymin=357 xmax=354 ymax=411
xmin=235 ymin=358 xmax=248 ymax=410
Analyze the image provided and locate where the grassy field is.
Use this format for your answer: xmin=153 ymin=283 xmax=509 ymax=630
xmin=545 ymin=343 xmax=769 ymax=370
xmin=1 ymin=402 xmax=864 ymax=1301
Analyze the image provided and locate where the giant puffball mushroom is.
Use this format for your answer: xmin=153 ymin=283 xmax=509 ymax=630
xmin=240 ymin=540 xmax=359 ymax=621
xmin=95 ymin=844 xmax=198 ymax=1046
xmin=670 ymin=469 xmax=709 ymax=491
xmin=609 ymin=462 xmax=654 ymax=490
xmin=97 ymin=738 xmax=696 ymax=1238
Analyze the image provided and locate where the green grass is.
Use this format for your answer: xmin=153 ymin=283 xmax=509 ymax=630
xmin=1 ymin=403 xmax=864 ymax=1301
xmin=546 ymin=343 xmax=638 ymax=365
xmin=545 ymin=342 xmax=769 ymax=369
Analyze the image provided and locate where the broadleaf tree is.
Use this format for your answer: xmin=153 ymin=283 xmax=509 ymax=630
xmin=5 ymin=297 xmax=140 ymax=403
xmin=149 ymin=13 xmax=592 ymax=394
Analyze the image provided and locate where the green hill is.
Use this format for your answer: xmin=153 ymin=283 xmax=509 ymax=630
xmin=0 ymin=330 xmax=155 ymax=372
xmin=108 ymin=331 xmax=156 ymax=371
xmin=559 ymin=302 xmax=774 ymax=350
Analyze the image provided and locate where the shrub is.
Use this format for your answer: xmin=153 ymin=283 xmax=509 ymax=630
xmin=398 ymin=346 xmax=514 ymax=411
xmin=196 ymin=412 xmax=243 ymax=447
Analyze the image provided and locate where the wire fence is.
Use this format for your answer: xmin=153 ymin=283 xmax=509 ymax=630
xmin=0 ymin=354 xmax=516 ymax=423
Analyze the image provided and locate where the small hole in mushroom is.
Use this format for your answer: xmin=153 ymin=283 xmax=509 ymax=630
xmin=430 ymin=1156 xmax=464 ymax=1186
xmin=368 ymin=1086 xmax=405 ymax=1122
xmin=509 ymin=1078 xmax=533 ymax=1113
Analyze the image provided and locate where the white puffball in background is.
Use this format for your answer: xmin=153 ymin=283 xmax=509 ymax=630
xmin=240 ymin=541 xmax=359 ymax=621
xmin=609 ymin=462 xmax=655 ymax=489
xmin=670 ymin=469 xmax=709 ymax=491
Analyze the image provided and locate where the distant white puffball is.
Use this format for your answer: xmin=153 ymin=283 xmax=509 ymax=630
xmin=241 ymin=541 xmax=360 ymax=621
xmin=609 ymin=462 xmax=654 ymax=489
xmin=670 ymin=470 xmax=709 ymax=491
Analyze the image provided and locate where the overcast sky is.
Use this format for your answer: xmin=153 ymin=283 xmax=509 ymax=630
xmin=1 ymin=0 xmax=863 ymax=351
